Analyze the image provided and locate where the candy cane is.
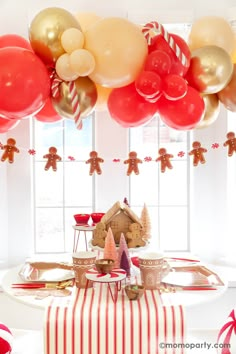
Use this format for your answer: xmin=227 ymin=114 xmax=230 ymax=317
xmin=51 ymin=74 xmax=63 ymax=98
xmin=50 ymin=70 xmax=82 ymax=129
xmin=142 ymin=21 xmax=188 ymax=68
xmin=68 ymin=81 xmax=82 ymax=129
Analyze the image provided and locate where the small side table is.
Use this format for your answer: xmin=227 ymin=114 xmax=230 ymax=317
xmin=72 ymin=225 xmax=95 ymax=252
xmin=85 ymin=268 xmax=126 ymax=302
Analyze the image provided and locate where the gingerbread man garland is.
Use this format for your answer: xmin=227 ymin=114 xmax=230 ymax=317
xmin=86 ymin=151 xmax=104 ymax=175
xmin=223 ymin=132 xmax=236 ymax=156
xmin=43 ymin=146 xmax=62 ymax=171
xmin=156 ymin=148 xmax=173 ymax=173
xmin=124 ymin=151 xmax=142 ymax=176
xmin=188 ymin=141 xmax=207 ymax=166
xmin=1 ymin=138 xmax=19 ymax=163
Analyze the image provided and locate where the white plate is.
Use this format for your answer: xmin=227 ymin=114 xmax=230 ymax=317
xmin=19 ymin=262 xmax=74 ymax=283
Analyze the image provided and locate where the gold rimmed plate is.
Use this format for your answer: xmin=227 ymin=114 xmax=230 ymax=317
xmin=19 ymin=262 xmax=74 ymax=283
xmin=162 ymin=265 xmax=224 ymax=288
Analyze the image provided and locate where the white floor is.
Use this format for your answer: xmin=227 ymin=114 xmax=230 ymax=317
xmin=11 ymin=329 xmax=44 ymax=354
xmin=9 ymin=328 xmax=220 ymax=354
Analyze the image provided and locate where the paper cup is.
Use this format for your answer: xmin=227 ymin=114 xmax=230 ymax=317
xmin=139 ymin=252 xmax=170 ymax=290
xmin=72 ymin=251 xmax=96 ymax=288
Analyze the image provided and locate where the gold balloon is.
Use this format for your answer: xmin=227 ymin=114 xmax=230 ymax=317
xmin=186 ymin=45 xmax=234 ymax=94
xmin=196 ymin=94 xmax=220 ymax=129
xmin=231 ymin=35 xmax=236 ymax=64
xmin=217 ymin=64 xmax=236 ymax=112
xmin=188 ymin=16 xmax=235 ymax=55
xmin=52 ymin=76 xmax=97 ymax=119
xmin=29 ymin=7 xmax=81 ymax=65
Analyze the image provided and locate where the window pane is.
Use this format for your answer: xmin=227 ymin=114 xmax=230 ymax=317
xmin=35 ymin=208 xmax=64 ymax=253
xmin=64 ymin=162 xmax=93 ymax=206
xmin=130 ymin=164 xmax=159 ymax=205
xmin=35 ymin=162 xmax=64 ymax=206
xmin=33 ymin=116 xmax=93 ymax=253
xmin=130 ymin=116 xmax=189 ymax=252
xmin=64 ymin=117 xmax=93 ymax=157
xmin=34 ymin=120 xmax=64 ymax=156
xmin=159 ymin=161 xmax=187 ymax=205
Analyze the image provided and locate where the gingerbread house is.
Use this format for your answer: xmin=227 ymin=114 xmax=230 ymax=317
xmin=92 ymin=201 xmax=146 ymax=248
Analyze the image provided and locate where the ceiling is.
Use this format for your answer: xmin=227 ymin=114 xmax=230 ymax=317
xmin=1 ymin=0 xmax=236 ymax=38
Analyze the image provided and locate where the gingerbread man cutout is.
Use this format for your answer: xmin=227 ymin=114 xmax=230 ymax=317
xmin=126 ymin=223 xmax=146 ymax=248
xmin=92 ymin=222 xmax=107 ymax=248
xmin=188 ymin=141 xmax=207 ymax=166
xmin=156 ymin=148 xmax=173 ymax=173
xmin=124 ymin=151 xmax=142 ymax=176
xmin=223 ymin=132 xmax=236 ymax=156
xmin=43 ymin=146 xmax=62 ymax=171
xmin=1 ymin=138 xmax=19 ymax=163
xmin=86 ymin=151 xmax=104 ymax=175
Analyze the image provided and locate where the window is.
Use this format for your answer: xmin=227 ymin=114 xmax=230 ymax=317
xmin=129 ymin=116 xmax=189 ymax=251
xmin=32 ymin=112 xmax=189 ymax=254
xmin=33 ymin=117 xmax=94 ymax=254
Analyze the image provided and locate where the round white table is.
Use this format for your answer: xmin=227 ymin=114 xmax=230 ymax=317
xmin=1 ymin=263 xmax=227 ymax=309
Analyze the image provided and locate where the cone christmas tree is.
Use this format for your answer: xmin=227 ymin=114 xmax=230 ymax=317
xmin=118 ymin=233 xmax=131 ymax=268
xmin=120 ymin=250 xmax=130 ymax=276
xmin=140 ymin=203 xmax=152 ymax=240
xmin=103 ymin=227 xmax=118 ymax=267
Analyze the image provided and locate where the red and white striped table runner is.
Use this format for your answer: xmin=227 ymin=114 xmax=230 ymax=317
xmin=44 ymin=284 xmax=185 ymax=354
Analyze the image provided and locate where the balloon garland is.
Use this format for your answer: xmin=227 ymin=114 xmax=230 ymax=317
xmin=0 ymin=10 xmax=236 ymax=132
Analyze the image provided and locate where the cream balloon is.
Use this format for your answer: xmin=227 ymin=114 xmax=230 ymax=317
xmin=61 ymin=28 xmax=85 ymax=54
xmin=29 ymin=7 xmax=81 ymax=65
xmin=55 ymin=53 xmax=79 ymax=81
xmin=188 ymin=16 xmax=235 ymax=55
xmin=75 ymin=12 xmax=102 ymax=32
xmin=196 ymin=94 xmax=220 ymax=129
xmin=69 ymin=49 xmax=95 ymax=76
xmin=84 ymin=17 xmax=148 ymax=88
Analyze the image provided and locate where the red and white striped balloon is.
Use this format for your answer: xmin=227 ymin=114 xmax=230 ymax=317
xmin=0 ymin=323 xmax=13 ymax=354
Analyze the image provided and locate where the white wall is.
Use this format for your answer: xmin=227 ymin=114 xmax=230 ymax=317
xmin=0 ymin=140 xmax=8 ymax=266
xmin=1 ymin=0 xmax=236 ymax=40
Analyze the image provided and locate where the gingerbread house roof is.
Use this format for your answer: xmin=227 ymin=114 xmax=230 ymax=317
xmin=101 ymin=201 xmax=143 ymax=227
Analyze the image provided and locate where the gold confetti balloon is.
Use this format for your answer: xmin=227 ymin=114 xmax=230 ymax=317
xmin=52 ymin=76 xmax=97 ymax=119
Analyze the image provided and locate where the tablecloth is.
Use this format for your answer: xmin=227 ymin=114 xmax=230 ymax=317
xmin=44 ymin=283 xmax=185 ymax=354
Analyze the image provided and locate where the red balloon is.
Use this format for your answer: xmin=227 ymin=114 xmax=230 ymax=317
xmin=0 ymin=47 xmax=50 ymax=119
xmin=135 ymin=71 xmax=162 ymax=99
xmin=0 ymin=34 xmax=32 ymax=50
xmin=0 ymin=116 xmax=20 ymax=133
xmin=107 ymin=83 xmax=159 ymax=127
xmin=35 ymin=97 xmax=63 ymax=123
xmin=149 ymin=34 xmax=191 ymax=77
xmin=162 ymin=74 xmax=188 ymax=101
xmin=157 ymin=86 xmax=205 ymax=130
xmin=145 ymin=50 xmax=172 ymax=77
